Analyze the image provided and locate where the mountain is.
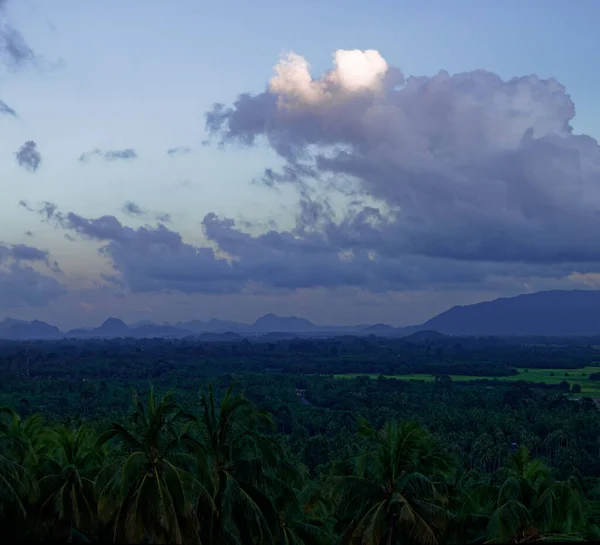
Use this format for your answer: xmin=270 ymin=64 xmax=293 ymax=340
xmin=0 ymin=319 xmax=61 ymax=339
xmin=0 ymin=318 xmax=27 ymax=336
xmin=95 ymin=317 xmax=130 ymax=337
xmin=361 ymin=323 xmax=396 ymax=335
xmin=251 ymin=313 xmax=317 ymax=333
xmin=421 ymin=290 xmax=600 ymax=336
xmin=131 ymin=324 xmax=192 ymax=338
xmin=405 ymin=330 xmax=448 ymax=341
xmin=176 ymin=319 xmax=246 ymax=334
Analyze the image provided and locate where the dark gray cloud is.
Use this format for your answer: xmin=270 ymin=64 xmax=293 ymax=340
xmin=0 ymin=242 xmax=61 ymax=273
xmin=0 ymin=99 xmax=16 ymax=116
xmin=206 ymin=50 xmax=600 ymax=268
xmin=15 ymin=140 xmax=41 ymax=171
xmin=0 ymin=263 xmax=65 ymax=308
xmin=26 ymin=202 xmax=589 ymax=297
xmin=79 ymin=148 xmax=138 ymax=163
xmin=0 ymin=241 xmax=65 ymax=308
xmin=8 ymin=243 xmax=49 ymax=262
xmin=0 ymin=0 xmax=36 ymax=67
xmin=167 ymin=146 xmax=192 ymax=156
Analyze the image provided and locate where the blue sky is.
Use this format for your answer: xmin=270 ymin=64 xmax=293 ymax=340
xmin=1 ymin=0 xmax=600 ymax=329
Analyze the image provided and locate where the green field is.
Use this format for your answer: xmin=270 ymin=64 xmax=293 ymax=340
xmin=333 ymin=366 xmax=600 ymax=396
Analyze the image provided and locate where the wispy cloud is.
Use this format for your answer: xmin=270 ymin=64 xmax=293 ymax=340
xmin=79 ymin=148 xmax=138 ymax=163
xmin=167 ymin=146 xmax=192 ymax=156
xmin=0 ymin=0 xmax=36 ymax=67
xmin=0 ymin=99 xmax=16 ymax=116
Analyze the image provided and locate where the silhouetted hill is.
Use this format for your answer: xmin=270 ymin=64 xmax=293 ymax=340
xmin=251 ymin=313 xmax=316 ymax=332
xmin=131 ymin=324 xmax=192 ymax=338
xmin=12 ymin=290 xmax=600 ymax=340
xmin=405 ymin=330 xmax=448 ymax=341
xmin=361 ymin=323 xmax=397 ymax=336
xmin=1 ymin=319 xmax=61 ymax=340
xmin=422 ymin=290 xmax=600 ymax=336
xmin=95 ymin=317 xmax=130 ymax=337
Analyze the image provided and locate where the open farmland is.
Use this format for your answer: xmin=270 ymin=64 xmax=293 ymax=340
xmin=333 ymin=366 xmax=600 ymax=395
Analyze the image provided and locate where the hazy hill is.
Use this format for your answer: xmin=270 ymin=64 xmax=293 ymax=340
xmin=422 ymin=290 xmax=600 ymax=336
xmin=251 ymin=313 xmax=317 ymax=332
xmin=405 ymin=330 xmax=448 ymax=341
xmin=0 ymin=319 xmax=61 ymax=340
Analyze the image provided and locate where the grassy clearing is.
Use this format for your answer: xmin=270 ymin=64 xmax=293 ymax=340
xmin=333 ymin=366 xmax=600 ymax=396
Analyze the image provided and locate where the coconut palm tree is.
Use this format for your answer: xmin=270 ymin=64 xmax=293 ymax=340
xmin=95 ymin=387 xmax=197 ymax=544
xmin=330 ymin=418 xmax=453 ymax=545
xmin=185 ymin=385 xmax=283 ymax=545
xmin=37 ymin=425 xmax=102 ymax=542
xmin=464 ymin=446 xmax=588 ymax=543
xmin=273 ymin=478 xmax=333 ymax=545
xmin=0 ymin=407 xmax=44 ymax=540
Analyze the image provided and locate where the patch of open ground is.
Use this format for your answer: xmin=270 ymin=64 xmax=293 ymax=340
xmin=333 ymin=366 xmax=600 ymax=396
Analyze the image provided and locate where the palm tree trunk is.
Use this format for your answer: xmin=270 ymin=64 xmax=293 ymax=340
xmin=386 ymin=521 xmax=394 ymax=545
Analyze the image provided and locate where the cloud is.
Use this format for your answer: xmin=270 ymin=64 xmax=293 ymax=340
xmin=0 ymin=241 xmax=65 ymax=308
xmin=79 ymin=148 xmax=138 ymax=163
xmin=0 ymin=242 xmax=61 ymax=273
xmin=206 ymin=49 xmax=600 ymax=268
xmin=121 ymin=201 xmax=170 ymax=223
xmin=0 ymin=0 xmax=36 ymax=67
xmin=0 ymin=99 xmax=16 ymax=116
xmin=24 ymin=202 xmax=588 ymax=297
xmin=167 ymin=146 xmax=192 ymax=156
xmin=0 ymin=263 xmax=65 ymax=308
xmin=122 ymin=201 xmax=145 ymax=217
xmin=15 ymin=140 xmax=42 ymax=171
xmin=155 ymin=213 xmax=171 ymax=223
xmin=7 ymin=243 xmax=49 ymax=262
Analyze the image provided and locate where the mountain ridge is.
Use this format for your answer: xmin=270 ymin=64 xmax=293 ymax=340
xmin=2 ymin=289 xmax=600 ymax=339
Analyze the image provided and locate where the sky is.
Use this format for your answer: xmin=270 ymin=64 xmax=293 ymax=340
xmin=1 ymin=0 xmax=600 ymax=329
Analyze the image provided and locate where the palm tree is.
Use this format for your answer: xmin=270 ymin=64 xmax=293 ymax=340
xmin=0 ymin=407 xmax=44 ymax=539
xmin=330 ymin=418 xmax=453 ymax=545
xmin=96 ymin=387 xmax=197 ymax=544
xmin=464 ymin=446 xmax=588 ymax=543
xmin=273 ymin=478 xmax=333 ymax=545
xmin=185 ymin=385 xmax=283 ymax=545
xmin=0 ymin=408 xmax=47 ymax=468
xmin=37 ymin=425 xmax=102 ymax=542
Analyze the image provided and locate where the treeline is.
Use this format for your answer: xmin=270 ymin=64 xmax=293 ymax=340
xmin=0 ymin=336 xmax=597 ymax=381
xmin=1 ymin=386 xmax=599 ymax=544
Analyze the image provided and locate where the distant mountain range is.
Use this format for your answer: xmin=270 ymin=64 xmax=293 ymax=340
xmin=2 ymin=290 xmax=600 ymax=340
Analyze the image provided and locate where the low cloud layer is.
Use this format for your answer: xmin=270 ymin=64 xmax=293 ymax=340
xmin=79 ymin=148 xmax=138 ymax=163
xmin=26 ymin=201 xmax=588 ymax=299
xmin=15 ymin=141 xmax=42 ymax=171
xmin=206 ymin=49 xmax=600 ymax=267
